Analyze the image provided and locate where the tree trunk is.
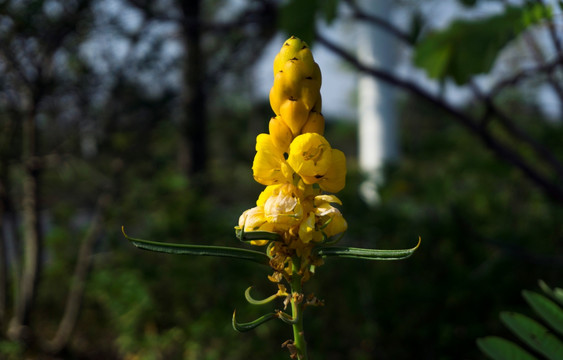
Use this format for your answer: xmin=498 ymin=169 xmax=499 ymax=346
xmin=8 ymin=108 xmax=42 ymax=344
xmin=357 ymin=0 xmax=399 ymax=205
xmin=0 ymin=161 xmax=7 ymax=328
xmin=179 ymin=0 xmax=207 ymax=177
xmin=45 ymin=194 xmax=109 ymax=354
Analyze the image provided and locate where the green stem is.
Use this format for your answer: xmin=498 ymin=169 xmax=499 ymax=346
xmin=290 ymin=257 xmax=309 ymax=360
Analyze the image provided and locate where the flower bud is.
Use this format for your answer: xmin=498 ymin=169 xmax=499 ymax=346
xmin=269 ymin=116 xmax=293 ymax=153
xmin=280 ymin=100 xmax=309 ymax=136
xmin=301 ymin=111 xmax=325 ymax=135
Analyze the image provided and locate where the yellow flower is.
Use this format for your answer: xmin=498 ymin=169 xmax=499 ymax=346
xmin=238 ymin=207 xmax=274 ymax=246
xmin=314 ymin=194 xmax=347 ymax=238
xmin=316 ymin=149 xmax=346 ymax=193
xmin=252 ymin=134 xmax=293 ymax=185
xmin=259 ymin=184 xmax=303 ymax=230
xmin=287 ymin=133 xmax=332 ymax=179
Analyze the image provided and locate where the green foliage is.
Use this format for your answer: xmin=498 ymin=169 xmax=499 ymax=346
xmin=478 ymin=282 xmax=563 ymax=360
xmin=278 ymin=0 xmax=340 ymax=45
xmin=414 ymin=3 xmax=552 ymax=84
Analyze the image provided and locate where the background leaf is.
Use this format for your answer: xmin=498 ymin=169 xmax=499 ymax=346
xmin=279 ymin=0 xmax=318 ymax=45
xmin=477 ymin=336 xmax=538 ymax=360
xmin=500 ymin=312 xmax=563 ymax=360
xmin=523 ymin=291 xmax=563 ymax=337
xmin=413 ymin=3 xmax=552 ymax=84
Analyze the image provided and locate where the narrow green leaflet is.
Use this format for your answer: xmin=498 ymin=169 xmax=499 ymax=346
xmin=122 ymin=227 xmax=270 ymax=266
xmin=245 ymin=287 xmax=281 ymax=305
xmin=477 ymin=336 xmax=538 ymax=360
xmin=313 ymin=238 xmax=420 ymax=261
xmin=414 ymin=3 xmax=552 ymax=84
xmin=523 ymin=290 xmax=563 ymax=337
xmin=232 ymin=311 xmax=278 ymax=332
xmin=500 ymin=312 xmax=563 ymax=360
xmin=539 ymin=280 xmax=563 ymax=306
xmin=235 ymin=227 xmax=282 ymax=243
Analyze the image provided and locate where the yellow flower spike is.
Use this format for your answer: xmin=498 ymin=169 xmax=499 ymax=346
xmin=287 ymin=133 xmax=332 ymax=179
xmin=317 ymin=149 xmax=346 ymax=193
xmin=269 ymin=116 xmax=293 ymax=153
xmin=252 ymin=134 xmax=293 ymax=185
xmin=279 ymin=99 xmax=310 ymax=136
xmin=273 ymin=36 xmax=305 ymax=75
xmin=301 ymin=111 xmax=325 ymax=135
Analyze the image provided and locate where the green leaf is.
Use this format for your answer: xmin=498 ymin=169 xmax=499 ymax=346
xmin=244 ymin=287 xmax=281 ymax=305
xmin=235 ymin=227 xmax=281 ymax=243
xmin=500 ymin=312 xmax=563 ymax=360
xmin=319 ymin=0 xmax=339 ymax=24
xmin=313 ymin=237 xmax=420 ymax=261
xmin=414 ymin=4 xmax=553 ymax=84
xmin=232 ymin=310 xmax=277 ymax=332
xmin=539 ymin=280 xmax=563 ymax=306
xmin=523 ymin=290 xmax=563 ymax=337
xmin=122 ymin=227 xmax=270 ymax=266
xmin=477 ymin=336 xmax=538 ymax=360
xmin=279 ymin=0 xmax=317 ymax=45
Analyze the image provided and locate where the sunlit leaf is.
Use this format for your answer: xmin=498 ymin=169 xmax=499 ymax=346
xmin=500 ymin=312 xmax=563 ymax=360
xmin=523 ymin=290 xmax=563 ymax=337
xmin=414 ymin=4 xmax=552 ymax=84
xmin=477 ymin=336 xmax=538 ymax=360
xmin=232 ymin=310 xmax=277 ymax=332
xmin=313 ymin=237 xmax=420 ymax=260
xmin=122 ymin=227 xmax=270 ymax=266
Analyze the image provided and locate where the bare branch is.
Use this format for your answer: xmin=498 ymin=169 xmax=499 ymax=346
xmin=471 ymin=81 xmax=563 ymax=181
xmin=343 ymin=0 xmax=413 ymax=45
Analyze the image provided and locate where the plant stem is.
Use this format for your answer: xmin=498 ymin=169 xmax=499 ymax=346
xmin=290 ymin=258 xmax=308 ymax=360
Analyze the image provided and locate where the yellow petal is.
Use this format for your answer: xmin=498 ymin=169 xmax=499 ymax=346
xmin=298 ymin=212 xmax=316 ymax=244
xmin=252 ymin=134 xmax=292 ymax=185
xmin=314 ymin=194 xmax=342 ymax=206
xmin=269 ymin=116 xmax=293 ymax=153
xmin=287 ymin=133 xmax=332 ymax=178
xmin=319 ymin=149 xmax=346 ymax=193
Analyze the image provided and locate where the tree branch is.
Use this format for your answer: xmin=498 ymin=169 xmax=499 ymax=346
xmin=343 ymin=0 xmax=413 ymax=45
xmin=316 ymin=33 xmax=563 ymax=204
xmin=44 ymin=194 xmax=111 ymax=354
xmin=471 ymin=81 xmax=563 ymax=181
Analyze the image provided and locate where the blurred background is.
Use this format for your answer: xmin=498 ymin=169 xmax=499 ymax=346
xmin=0 ymin=0 xmax=562 ymax=359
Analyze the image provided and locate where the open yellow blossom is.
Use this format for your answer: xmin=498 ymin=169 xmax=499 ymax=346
xmin=314 ymin=195 xmax=347 ymax=238
xmin=252 ymin=134 xmax=293 ymax=185
xmin=315 ymin=149 xmax=346 ymax=193
xmin=238 ymin=207 xmax=274 ymax=246
xmin=287 ymin=133 xmax=332 ymax=179
xmin=260 ymin=184 xmax=304 ymax=230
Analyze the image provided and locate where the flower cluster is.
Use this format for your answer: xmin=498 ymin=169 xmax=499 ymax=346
xmin=237 ymin=36 xmax=347 ymax=282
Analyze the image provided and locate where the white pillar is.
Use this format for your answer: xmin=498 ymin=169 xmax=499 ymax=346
xmin=357 ymin=0 xmax=399 ymax=205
